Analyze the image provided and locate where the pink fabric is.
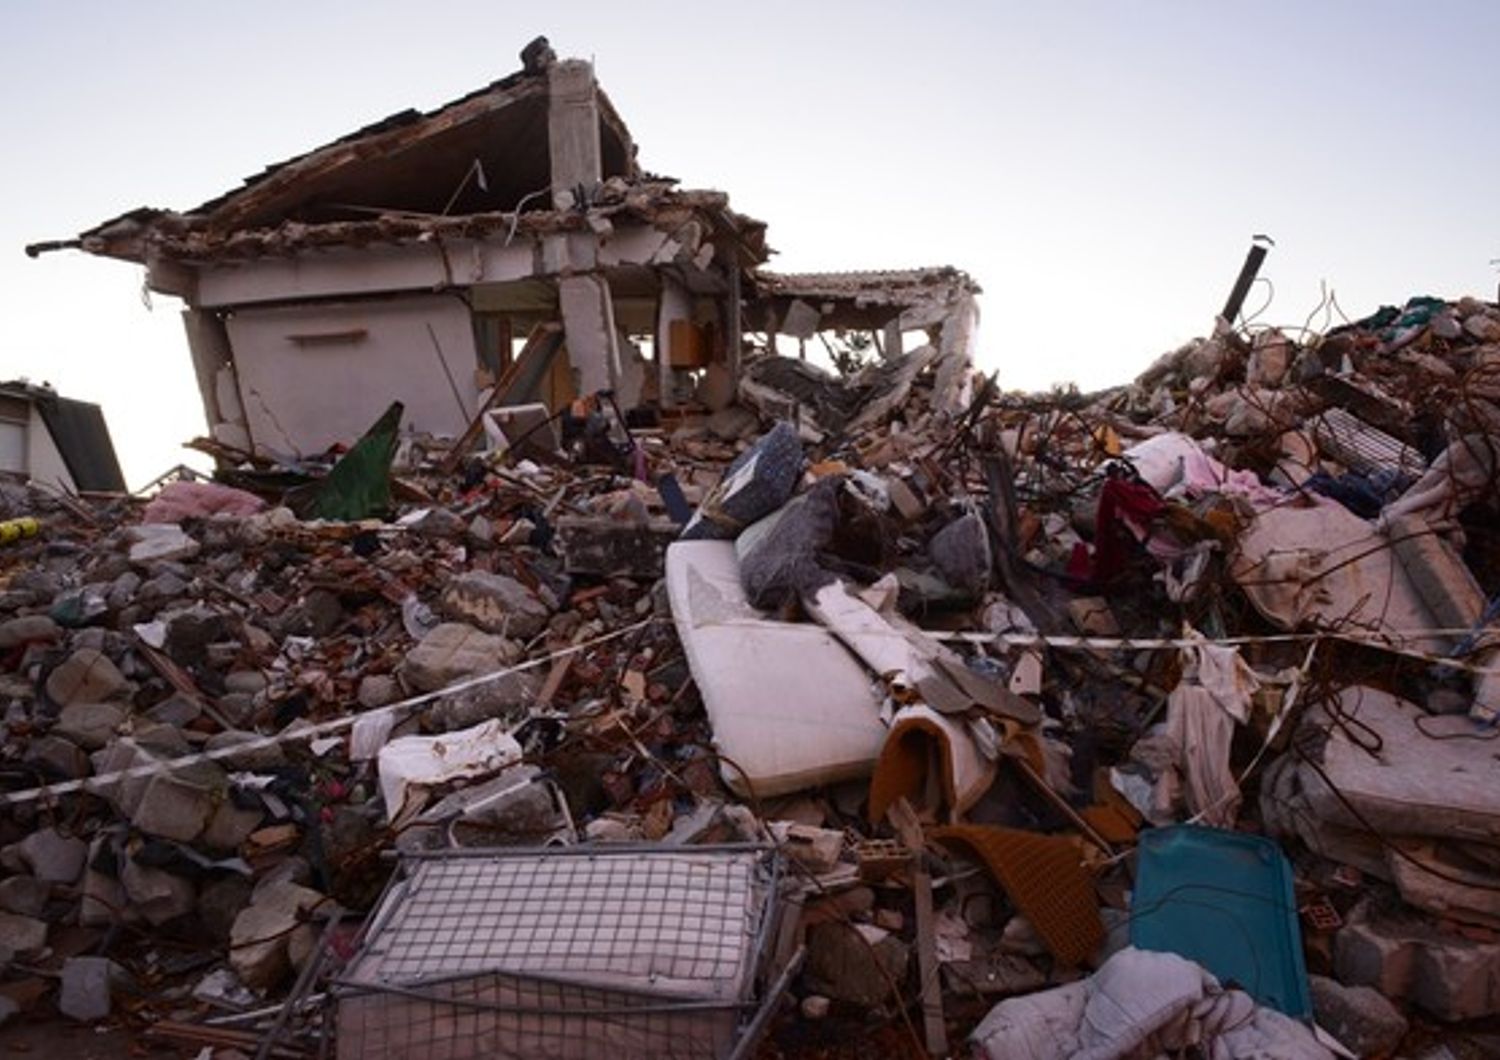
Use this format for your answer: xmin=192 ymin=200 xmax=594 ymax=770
xmin=142 ymin=481 xmax=266 ymax=524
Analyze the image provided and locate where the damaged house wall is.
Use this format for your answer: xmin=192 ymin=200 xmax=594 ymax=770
xmin=223 ymin=295 xmax=481 ymax=456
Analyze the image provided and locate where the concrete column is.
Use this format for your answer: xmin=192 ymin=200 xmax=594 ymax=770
xmin=181 ymin=309 xmax=252 ymax=452
xmin=547 ymin=60 xmax=602 ymax=210
xmin=559 ymin=275 xmax=621 ymax=398
xmin=882 ymin=319 xmax=905 ymax=362
xmin=656 ymin=276 xmax=693 ymax=409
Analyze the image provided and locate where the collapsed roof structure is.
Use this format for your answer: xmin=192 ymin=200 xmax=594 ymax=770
xmin=30 ymin=38 xmax=979 ymax=462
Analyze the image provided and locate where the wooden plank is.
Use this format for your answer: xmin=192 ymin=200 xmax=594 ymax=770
xmin=437 ymin=322 xmax=559 ymax=475
xmin=913 ymin=866 xmax=950 ymax=1057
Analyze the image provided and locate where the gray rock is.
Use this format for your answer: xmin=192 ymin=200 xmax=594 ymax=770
xmin=45 ymin=648 xmax=129 ymax=706
xmin=426 ymin=670 xmax=542 ymax=731
xmin=706 ymin=405 xmax=758 ymax=441
xmin=441 ymin=571 xmax=552 ymax=639
xmin=198 ymin=875 xmax=254 ymax=939
xmin=201 ymin=798 xmax=265 ymax=852
xmin=55 ymin=701 xmax=126 ymax=750
xmin=0 ymin=877 xmax=50 ymax=918
xmin=69 ymin=627 xmax=110 ymax=653
xmin=14 ymin=828 xmax=87 ymax=884
xmin=137 ymin=571 xmax=189 ymax=601
xmin=10 ymin=568 xmax=61 ymax=598
xmin=59 ymin=956 xmax=118 ymax=1021
xmin=357 ymin=674 xmax=400 ymax=709
xmin=1463 ymin=313 xmax=1500 ymax=343
xmin=216 ymin=692 xmax=257 ymax=727
xmin=127 ymin=523 xmax=200 ymax=565
xmin=290 ymin=588 xmax=344 ymax=637
xmin=929 ymin=511 xmax=992 ymax=596
xmin=223 ymin=670 xmax=268 ymax=696
xmin=0 ymin=615 xmax=59 ymax=649
xmin=401 ymin=622 xmax=520 ymax=693
xmin=1310 ymin=974 xmax=1408 ymax=1057
xmin=408 ymin=507 xmax=467 ymax=539
xmin=120 ymin=858 xmax=195 ymax=925
xmin=106 ymin=571 xmax=141 ymax=610
xmin=144 ymin=693 xmax=201 ymax=727
xmin=803 ymin=921 xmax=910 ymax=1008
xmin=131 ymin=765 xmax=225 ymax=843
xmin=203 ymin=730 xmax=285 ymax=773
xmin=230 ymin=881 xmax=327 ymax=991
xmin=24 ymin=735 xmax=90 ymax=780
xmin=467 ymin=515 xmax=495 ymax=547
xmin=0 ymin=911 xmax=48 ymax=956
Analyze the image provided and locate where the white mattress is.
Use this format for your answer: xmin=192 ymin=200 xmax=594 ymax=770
xmin=666 ymin=541 xmax=887 ymax=797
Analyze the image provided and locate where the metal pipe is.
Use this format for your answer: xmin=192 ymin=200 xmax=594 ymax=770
xmin=1221 ymin=238 xmax=1273 ymax=323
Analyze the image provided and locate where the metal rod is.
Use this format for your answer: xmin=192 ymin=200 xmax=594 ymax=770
xmin=725 ymin=947 xmax=806 ymax=1060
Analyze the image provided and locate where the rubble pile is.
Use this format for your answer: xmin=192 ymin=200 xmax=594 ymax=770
xmin=2 ymin=294 xmax=1500 ymax=1058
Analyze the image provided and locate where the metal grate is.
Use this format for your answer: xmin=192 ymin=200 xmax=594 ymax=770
xmin=335 ymin=845 xmax=781 ymax=1060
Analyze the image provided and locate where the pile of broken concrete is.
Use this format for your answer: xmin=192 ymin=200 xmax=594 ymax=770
xmin=1 ymin=299 xmax=1499 ymax=1058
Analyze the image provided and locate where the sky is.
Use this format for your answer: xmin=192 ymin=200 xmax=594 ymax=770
xmin=2 ymin=1 xmax=1498 ymax=489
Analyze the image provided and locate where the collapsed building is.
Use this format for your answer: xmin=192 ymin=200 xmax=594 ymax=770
xmin=10 ymin=32 xmax=1500 ymax=1060
xmin=28 ymin=39 xmax=979 ymax=459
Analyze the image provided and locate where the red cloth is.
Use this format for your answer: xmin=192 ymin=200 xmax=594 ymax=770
xmin=1088 ymin=477 xmax=1166 ymax=583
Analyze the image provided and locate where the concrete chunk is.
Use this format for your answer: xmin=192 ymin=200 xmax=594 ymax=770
xmin=0 ymin=878 xmax=50 ymax=918
xmin=0 ymin=912 xmax=48 ymax=957
xmin=1335 ymin=901 xmax=1500 ymax=1021
xmin=120 ymin=858 xmax=196 ymax=926
xmin=45 ymin=648 xmax=128 ymax=706
xmin=131 ymin=768 xmax=223 ymax=843
xmin=59 ymin=957 xmax=118 ymax=1022
xmin=0 ymin=615 xmax=60 ymax=649
xmin=1309 ymin=974 xmax=1408 ymax=1057
xmin=14 ymin=828 xmax=87 ymax=884
xmin=127 ymin=523 xmax=200 ymax=565
xmin=55 ymin=702 xmax=126 ymax=751
xmin=439 ymin=572 xmax=551 ymax=639
xmin=400 ymin=622 xmax=519 ymax=693
xmin=230 ymin=881 xmax=327 ymax=991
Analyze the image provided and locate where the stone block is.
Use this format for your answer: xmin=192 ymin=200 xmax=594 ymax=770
xmin=1335 ymin=902 xmax=1500 ymax=1021
xmin=0 ymin=912 xmax=47 ymax=957
xmin=45 ymin=649 xmax=128 ymax=706
xmin=803 ymin=921 xmax=910 ymax=1008
xmin=14 ymin=828 xmax=87 ymax=884
xmin=59 ymin=957 xmax=117 ymax=1022
xmin=0 ymin=878 xmax=49 ymax=918
xmin=55 ymin=702 xmax=125 ymax=751
xmin=1310 ymin=974 xmax=1408 ymax=1057
xmin=400 ymin=623 xmax=519 ymax=693
xmin=131 ymin=768 xmax=222 ymax=843
xmin=440 ymin=572 xmax=551 ymax=639
xmin=120 ymin=858 xmax=195 ymax=926
xmin=229 ymin=881 xmax=326 ymax=992
xmin=0 ymin=616 xmax=59 ymax=650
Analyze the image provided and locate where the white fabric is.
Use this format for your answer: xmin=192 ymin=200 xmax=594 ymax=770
xmin=971 ymin=947 xmax=1332 ymax=1060
xmin=376 ymin=719 xmax=522 ymax=822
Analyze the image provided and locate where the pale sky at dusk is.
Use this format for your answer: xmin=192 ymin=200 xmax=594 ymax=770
xmin=2 ymin=1 xmax=1498 ymax=488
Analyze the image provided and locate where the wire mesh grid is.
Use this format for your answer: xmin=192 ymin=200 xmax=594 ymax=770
xmin=335 ymin=845 xmax=780 ymax=1060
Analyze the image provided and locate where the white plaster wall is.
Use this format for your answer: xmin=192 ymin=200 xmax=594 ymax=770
xmin=226 ymin=295 xmax=480 ymax=456
xmin=26 ymin=407 xmax=77 ymax=492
